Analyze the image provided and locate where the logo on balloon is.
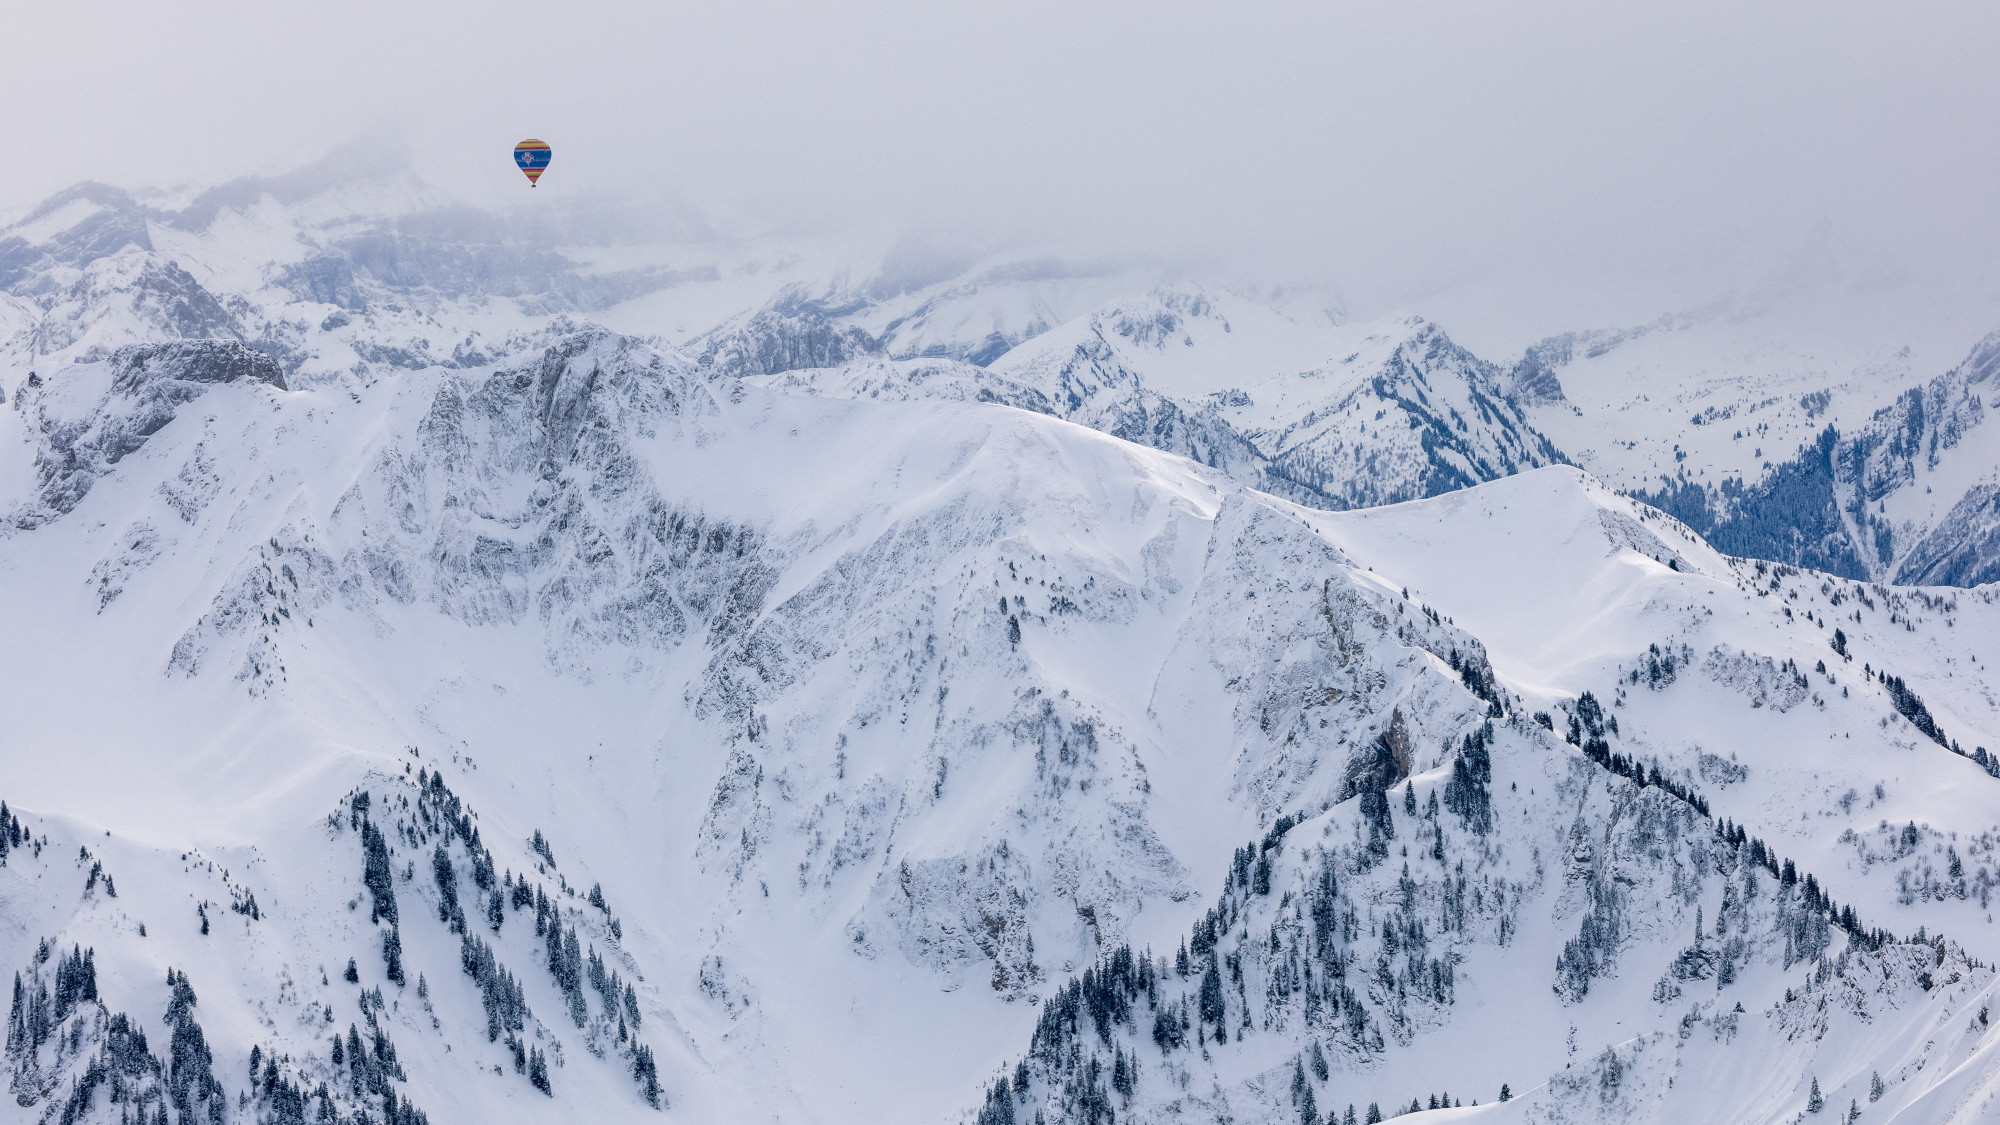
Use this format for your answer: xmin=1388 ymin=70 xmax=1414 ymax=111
xmin=513 ymin=140 xmax=552 ymax=187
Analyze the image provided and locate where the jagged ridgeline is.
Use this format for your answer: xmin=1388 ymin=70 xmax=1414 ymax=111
xmin=2 ymin=164 xmax=1999 ymax=1125
xmin=6 ymin=164 xmax=2000 ymax=592
xmin=976 ymin=699 xmax=1973 ymax=1125
xmin=1 ymin=771 xmax=665 ymax=1124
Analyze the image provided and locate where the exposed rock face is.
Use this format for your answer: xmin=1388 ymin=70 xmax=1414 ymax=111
xmin=111 ymin=340 xmax=288 ymax=392
xmin=1894 ymin=480 xmax=2000 ymax=586
xmin=696 ymin=305 xmax=886 ymax=378
xmin=4 ymin=163 xmax=2000 ymax=1125
xmin=0 ymin=183 xmax=154 ymax=291
xmin=27 ymin=254 xmax=243 ymax=356
xmin=746 ymin=356 xmax=1059 ymax=414
xmin=1249 ymin=322 xmax=1568 ymax=510
xmin=15 ymin=340 xmax=285 ymax=521
xmin=1506 ymin=333 xmax=1573 ymax=405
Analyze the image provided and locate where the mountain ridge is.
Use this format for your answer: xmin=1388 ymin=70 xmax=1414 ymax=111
xmin=3 ymin=162 xmax=2000 ymax=1125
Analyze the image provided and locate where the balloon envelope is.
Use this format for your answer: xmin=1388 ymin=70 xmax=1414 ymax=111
xmin=513 ymin=140 xmax=551 ymax=187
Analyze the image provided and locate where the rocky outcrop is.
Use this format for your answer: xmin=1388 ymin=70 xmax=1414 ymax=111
xmin=15 ymin=340 xmax=285 ymax=521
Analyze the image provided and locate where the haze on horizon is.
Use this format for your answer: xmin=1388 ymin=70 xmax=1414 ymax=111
xmin=7 ymin=0 xmax=2000 ymax=339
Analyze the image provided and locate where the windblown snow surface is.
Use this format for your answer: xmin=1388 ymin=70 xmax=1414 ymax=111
xmin=2 ymin=162 xmax=2000 ymax=1125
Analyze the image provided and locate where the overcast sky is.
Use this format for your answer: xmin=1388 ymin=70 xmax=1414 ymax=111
xmin=7 ymin=0 xmax=1999 ymax=323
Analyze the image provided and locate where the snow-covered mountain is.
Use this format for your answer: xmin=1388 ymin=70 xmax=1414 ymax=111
xmin=4 ymin=158 xmax=2000 ymax=1125
xmin=705 ymin=284 xmax=1565 ymax=514
xmin=1509 ymin=298 xmax=2000 ymax=587
xmin=10 ymin=152 xmax=1994 ymax=587
xmin=667 ymin=263 xmax=2000 ymax=584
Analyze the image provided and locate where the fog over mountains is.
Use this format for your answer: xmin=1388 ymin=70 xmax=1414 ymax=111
xmin=3 ymin=153 xmax=2000 ymax=1125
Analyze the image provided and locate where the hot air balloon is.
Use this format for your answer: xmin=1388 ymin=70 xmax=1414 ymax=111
xmin=513 ymin=140 xmax=552 ymax=187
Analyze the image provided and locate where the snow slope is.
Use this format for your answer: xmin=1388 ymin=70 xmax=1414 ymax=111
xmin=1 ymin=155 xmax=1999 ymax=1125
xmin=8 ymin=154 xmax=1999 ymax=589
xmin=0 ymin=322 xmax=1540 ymax=1124
xmin=986 ymin=468 xmax=2000 ymax=1125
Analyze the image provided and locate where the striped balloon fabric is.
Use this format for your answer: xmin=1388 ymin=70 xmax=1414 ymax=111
xmin=513 ymin=140 xmax=552 ymax=186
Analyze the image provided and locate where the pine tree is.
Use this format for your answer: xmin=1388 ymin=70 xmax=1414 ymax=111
xmin=432 ymin=845 xmax=463 ymax=931
xmin=977 ymin=1078 xmax=1014 ymax=1125
xmin=383 ymin=925 xmax=405 ymax=986
xmin=1365 ymin=1102 xmax=1382 ymax=1124
xmin=5 ymin=972 xmax=21 ymax=1053
xmin=162 ymin=970 xmax=224 ymax=1125
xmin=359 ymin=817 xmax=397 ymax=925
xmin=1869 ymin=1072 xmax=1884 ymax=1102
xmin=1808 ymin=1077 xmax=1825 ymax=1113
xmin=633 ymin=1043 xmax=661 ymax=1108
xmin=51 ymin=945 xmax=97 ymax=1020
xmin=1499 ymin=1083 xmax=1511 ymax=1102
xmin=528 ymin=1046 xmax=551 ymax=1095
xmin=563 ymin=928 xmax=586 ymax=1025
xmin=1358 ymin=787 xmax=1395 ymax=857
xmin=1198 ymin=960 xmax=1225 ymax=1033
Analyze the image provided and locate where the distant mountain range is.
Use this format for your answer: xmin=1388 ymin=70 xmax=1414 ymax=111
xmin=3 ymin=154 xmax=1999 ymax=1125
xmin=6 ymin=153 xmax=1993 ymax=585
